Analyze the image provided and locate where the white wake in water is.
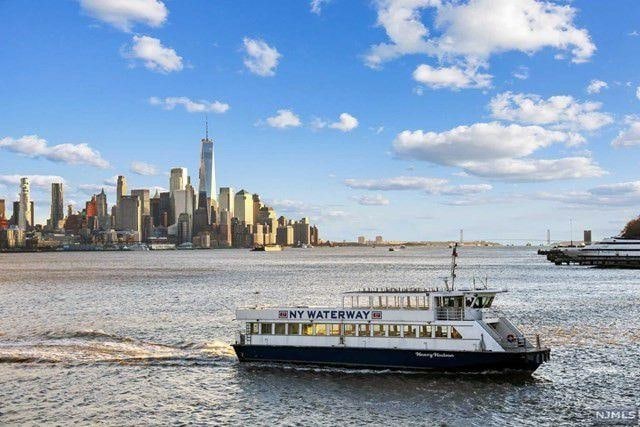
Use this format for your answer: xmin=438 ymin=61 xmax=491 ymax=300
xmin=0 ymin=329 xmax=237 ymax=365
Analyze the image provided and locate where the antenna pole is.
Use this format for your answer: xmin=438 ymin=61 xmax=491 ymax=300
xmin=205 ymin=115 xmax=209 ymax=140
xmin=451 ymin=243 xmax=458 ymax=290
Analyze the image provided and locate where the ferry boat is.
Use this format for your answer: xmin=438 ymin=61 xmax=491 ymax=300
xmin=233 ymin=246 xmax=550 ymax=373
xmin=544 ymin=237 xmax=640 ymax=267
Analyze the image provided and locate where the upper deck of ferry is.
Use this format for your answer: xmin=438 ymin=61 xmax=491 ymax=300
xmin=341 ymin=287 xmax=504 ymax=311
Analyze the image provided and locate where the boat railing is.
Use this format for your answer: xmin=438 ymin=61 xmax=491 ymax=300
xmin=435 ymin=307 xmax=464 ymax=321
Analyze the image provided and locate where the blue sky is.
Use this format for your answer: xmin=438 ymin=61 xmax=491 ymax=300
xmin=1 ymin=0 xmax=640 ymax=242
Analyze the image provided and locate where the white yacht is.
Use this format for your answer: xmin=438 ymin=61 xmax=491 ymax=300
xmin=232 ymin=246 xmax=550 ymax=373
xmin=546 ymin=237 xmax=640 ymax=267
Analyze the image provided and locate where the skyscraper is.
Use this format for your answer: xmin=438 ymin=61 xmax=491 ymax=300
xmin=198 ymin=121 xmax=217 ymax=207
xmin=95 ymin=188 xmax=109 ymax=229
xmin=219 ymin=187 xmax=234 ymax=218
xmin=118 ymin=195 xmax=141 ymax=239
xmin=131 ymin=189 xmax=150 ymax=216
xmin=234 ymin=190 xmax=253 ymax=225
xmin=18 ymin=177 xmax=31 ymax=230
xmin=50 ymin=182 xmax=64 ymax=229
xmin=0 ymin=199 xmax=5 ymax=219
xmin=116 ymin=175 xmax=127 ymax=230
xmin=170 ymin=168 xmax=187 ymax=192
xmin=116 ymin=176 xmax=127 ymax=205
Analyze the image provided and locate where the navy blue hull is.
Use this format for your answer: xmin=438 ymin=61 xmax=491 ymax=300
xmin=232 ymin=345 xmax=550 ymax=373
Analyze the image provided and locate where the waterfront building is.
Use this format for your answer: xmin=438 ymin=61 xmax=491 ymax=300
xmin=142 ymin=214 xmax=153 ymax=242
xmin=150 ymin=191 xmax=161 ymax=227
xmin=177 ymin=212 xmax=192 ymax=244
xmin=219 ymin=187 xmax=234 ymax=219
xmin=198 ymin=125 xmax=217 ymax=207
xmin=252 ymin=194 xmax=262 ymax=224
xmin=18 ymin=177 xmax=31 ymax=230
xmin=584 ymin=230 xmax=592 ymax=245
xmin=159 ymin=192 xmax=171 ymax=226
xmin=169 ymin=183 xmax=194 ymax=237
xmin=115 ymin=175 xmax=127 ymax=229
xmin=357 ymin=236 xmax=365 ymax=245
xmin=116 ymin=175 xmax=126 ymax=204
xmin=10 ymin=201 xmax=19 ymax=226
xmin=276 ymin=224 xmax=294 ymax=246
xmin=234 ymin=190 xmax=253 ymax=225
xmin=30 ymin=201 xmax=34 ymax=229
xmin=293 ymin=217 xmax=311 ymax=245
xmin=170 ymin=167 xmax=187 ymax=192
xmin=50 ymin=183 xmax=64 ymax=230
xmin=119 ymin=195 xmax=141 ymax=240
xmin=193 ymin=206 xmax=210 ymax=236
xmin=217 ymin=208 xmax=232 ymax=247
xmin=0 ymin=199 xmax=5 ymax=220
xmin=95 ymin=188 xmax=109 ymax=230
xmin=375 ymin=236 xmax=383 ymax=244
xmin=131 ymin=189 xmax=150 ymax=216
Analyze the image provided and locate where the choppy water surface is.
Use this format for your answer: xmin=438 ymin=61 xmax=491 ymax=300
xmin=0 ymin=247 xmax=638 ymax=425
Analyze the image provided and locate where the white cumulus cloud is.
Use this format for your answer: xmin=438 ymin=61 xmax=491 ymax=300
xmin=345 ymin=176 xmax=492 ymax=195
xmin=413 ymin=64 xmax=491 ymax=89
xmin=330 ymin=113 xmax=359 ymax=132
xmin=462 ymin=157 xmax=605 ymax=181
xmin=489 ymin=92 xmax=613 ymax=132
xmin=130 ymin=161 xmax=158 ymax=176
xmin=310 ymin=0 xmax=330 ymax=14
xmin=612 ymin=118 xmax=640 ymax=147
xmin=126 ymin=35 xmax=183 ymax=73
xmin=265 ymin=109 xmax=301 ymax=129
xmin=149 ymin=96 xmax=229 ymax=113
xmin=392 ymin=122 xmax=604 ymax=181
xmin=365 ymin=0 xmax=595 ymax=68
xmin=354 ymin=194 xmax=390 ymax=206
xmin=79 ymin=0 xmax=168 ymax=32
xmin=586 ymin=79 xmax=608 ymax=94
xmin=243 ymin=38 xmax=281 ymax=77
xmin=537 ymin=181 xmax=640 ymax=207
xmin=393 ymin=122 xmax=575 ymax=164
xmin=345 ymin=176 xmax=448 ymax=191
xmin=0 ymin=135 xmax=110 ymax=169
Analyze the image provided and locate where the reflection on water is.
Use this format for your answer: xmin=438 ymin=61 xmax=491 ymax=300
xmin=0 ymin=247 xmax=638 ymax=425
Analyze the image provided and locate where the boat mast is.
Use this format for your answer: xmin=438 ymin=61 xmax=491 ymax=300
xmin=450 ymin=243 xmax=458 ymax=290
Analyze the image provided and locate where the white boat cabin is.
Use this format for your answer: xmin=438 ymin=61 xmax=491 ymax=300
xmin=236 ymin=287 xmax=541 ymax=353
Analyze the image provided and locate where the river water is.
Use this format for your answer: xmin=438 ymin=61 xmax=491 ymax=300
xmin=0 ymin=247 xmax=638 ymax=425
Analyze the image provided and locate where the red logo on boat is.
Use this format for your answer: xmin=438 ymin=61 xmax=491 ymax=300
xmin=278 ymin=310 xmax=288 ymax=318
xmin=372 ymin=311 xmax=382 ymax=319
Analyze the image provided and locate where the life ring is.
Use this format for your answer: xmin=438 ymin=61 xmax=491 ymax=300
xmin=507 ymin=334 xmax=516 ymax=343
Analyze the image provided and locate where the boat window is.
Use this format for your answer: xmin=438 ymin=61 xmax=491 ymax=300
xmin=388 ymin=325 xmax=401 ymax=337
xmin=274 ymin=323 xmax=286 ymax=335
xmin=403 ymin=325 xmax=414 ymax=338
xmin=418 ymin=296 xmax=429 ymax=309
xmin=373 ymin=296 xmax=384 ymax=309
xmin=358 ymin=324 xmax=370 ymax=337
xmin=330 ymin=324 xmax=341 ymax=336
xmin=435 ymin=325 xmax=449 ymax=338
xmin=372 ymin=324 xmax=385 ymax=337
xmin=261 ymin=323 xmax=273 ymax=335
xmin=344 ymin=324 xmax=356 ymax=336
xmin=472 ymin=295 xmax=495 ymax=308
xmin=249 ymin=323 xmax=259 ymax=334
xmin=315 ymin=324 xmax=327 ymax=336
xmin=451 ymin=326 xmax=462 ymax=339
xmin=288 ymin=323 xmax=300 ymax=335
xmin=302 ymin=323 xmax=314 ymax=336
xmin=419 ymin=325 xmax=433 ymax=338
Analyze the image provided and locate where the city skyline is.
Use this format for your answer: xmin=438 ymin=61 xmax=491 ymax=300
xmin=2 ymin=1 xmax=640 ymax=242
